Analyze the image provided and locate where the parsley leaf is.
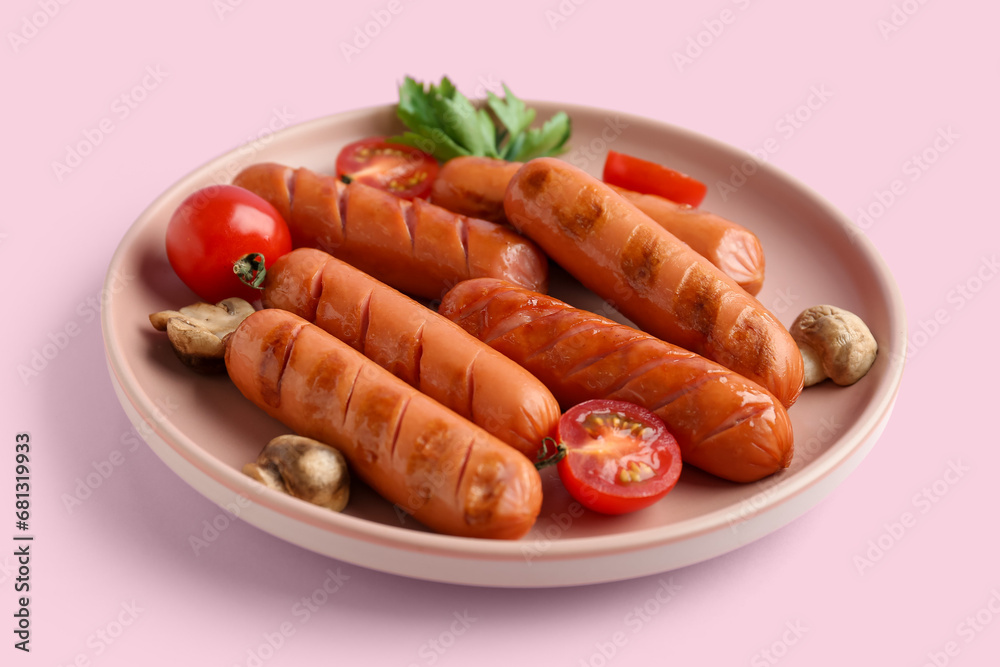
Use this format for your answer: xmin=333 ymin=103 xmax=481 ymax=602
xmin=389 ymin=76 xmax=571 ymax=163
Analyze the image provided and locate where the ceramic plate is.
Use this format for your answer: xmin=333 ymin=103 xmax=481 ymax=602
xmin=101 ymin=102 xmax=905 ymax=587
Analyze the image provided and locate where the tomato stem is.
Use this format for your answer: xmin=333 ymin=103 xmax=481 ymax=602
xmin=534 ymin=437 xmax=566 ymax=470
xmin=233 ymin=252 xmax=267 ymax=290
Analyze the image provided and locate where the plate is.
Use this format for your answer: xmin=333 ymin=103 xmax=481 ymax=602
xmin=101 ymin=102 xmax=906 ymax=587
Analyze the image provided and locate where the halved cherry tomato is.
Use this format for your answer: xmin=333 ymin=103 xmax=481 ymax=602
xmin=335 ymin=136 xmax=439 ymax=200
xmin=165 ymin=184 xmax=292 ymax=303
xmin=553 ymin=399 xmax=682 ymax=515
xmin=603 ymin=150 xmax=707 ymax=207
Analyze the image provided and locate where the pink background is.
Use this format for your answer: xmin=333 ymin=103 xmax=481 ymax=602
xmin=4 ymin=0 xmax=999 ymax=664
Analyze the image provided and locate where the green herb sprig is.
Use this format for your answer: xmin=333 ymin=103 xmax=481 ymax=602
xmin=389 ymin=76 xmax=571 ymax=163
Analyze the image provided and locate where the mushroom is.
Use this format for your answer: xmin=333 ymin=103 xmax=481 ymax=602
xmin=149 ymin=298 xmax=255 ymax=373
xmin=790 ymin=305 xmax=878 ymax=387
xmin=243 ymin=435 xmax=350 ymax=512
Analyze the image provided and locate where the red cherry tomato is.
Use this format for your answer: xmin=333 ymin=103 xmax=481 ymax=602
xmin=165 ymin=184 xmax=292 ymax=304
xmin=335 ymin=136 xmax=439 ymax=200
xmin=553 ymin=400 xmax=683 ymax=515
xmin=603 ymin=150 xmax=708 ymax=207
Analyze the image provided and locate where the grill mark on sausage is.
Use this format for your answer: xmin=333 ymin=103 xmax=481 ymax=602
xmin=443 ymin=289 xmax=494 ymax=327
xmin=402 ymin=199 xmax=417 ymax=249
xmin=462 ymin=453 xmax=508 ymax=527
xmin=523 ymin=317 xmax=603 ymax=363
xmin=339 ymin=363 xmax=364 ymax=430
xmin=465 ymin=348 xmax=482 ymax=420
xmin=730 ymin=308 xmax=771 ymax=379
xmin=620 ymin=224 xmax=664 ymax=292
xmin=389 ymin=394 xmax=412 ymax=459
xmin=699 ymin=401 xmax=770 ymax=445
xmin=459 ymin=215 xmax=470 ymax=276
xmin=411 ymin=322 xmax=426 ymax=390
xmin=310 ymin=260 xmax=326 ymax=301
xmin=337 ymin=182 xmax=349 ymax=241
xmin=257 ymin=320 xmax=304 ymax=409
xmin=674 ymin=262 xmax=723 ymax=339
xmin=647 ymin=372 xmax=716 ymax=413
xmin=521 ymin=165 xmax=550 ymax=196
xmin=455 ymin=436 xmax=476 ymax=497
xmin=565 ymin=336 xmax=645 ymax=377
xmin=602 ymin=356 xmax=671 ymax=397
xmin=554 ymin=188 xmax=604 ymax=241
xmin=405 ymin=418 xmax=455 ymax=506
xmin=357 ymin=288 xmax=374 ymax=356
xmin=481 ymin=303 xmax=562 ymax=345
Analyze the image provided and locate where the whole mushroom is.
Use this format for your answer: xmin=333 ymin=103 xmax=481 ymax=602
xmin=243 ymin=435 xmax=350 ymax=512
xmin=790 ymin=305 xmax=878 ymax=387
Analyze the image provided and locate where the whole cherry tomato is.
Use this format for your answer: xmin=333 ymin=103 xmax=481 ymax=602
xmin=165 ymin=184 xmax=292 ymax=303
xmin=549 ymin=399 xmax=683 ymax=515
xmin=335 ymin=136 xmax=439 ymax=200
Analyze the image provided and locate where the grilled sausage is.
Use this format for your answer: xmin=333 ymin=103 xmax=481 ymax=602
xmin=232 ymin=162 xmax=548 ymax=300
xmin=503 ymin=158 xmax=803 ymax=407
xmin=440 ymin=278 xmax=795 ymax=483
xmin=429 ymin=155 xmax=765 ymax=294
xmin=262 ymin=247 xmax=561 ymax=458
xmin=225 ymin=308 xmax=543 ymax=539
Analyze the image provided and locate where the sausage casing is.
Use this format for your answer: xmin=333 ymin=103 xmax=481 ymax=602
xmin=503 ymin=158 xmax=803 ymax=407
xmin=440 ymin=278 xmax=794 ymax=483
xmin=225 ymin=308 xmax=543 ymax=539
xmin=262 ymin=247 xmax=561 ymax=458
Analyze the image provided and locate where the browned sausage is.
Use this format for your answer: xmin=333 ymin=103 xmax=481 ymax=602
xmin=225 ymin=308 xmax=543 ymax=539
xmin=609 ymin=186 xmax=765 ymax=296
xmin=429 ymin=155 xmax=765 ymax=294
xmin=262 ymin=247 xmax=561 ymax=458
xmin=440 ymin=278 xmax=794 ymax=483
xmin=504 ymin=158 xmax=803 ymax=408
xmin=232 ymin=162 xmax=548 ymax=300
xmin=431 ymin=156 xmax=521 ymax=223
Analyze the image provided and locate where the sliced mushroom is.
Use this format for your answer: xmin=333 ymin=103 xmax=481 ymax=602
xmin=791 ymin=305 xmax=878 ymax=387
xmin=149 ymin=298 xmax=255 ymax=373
xmin=243 ymin=435 xmax=350 ymax=512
